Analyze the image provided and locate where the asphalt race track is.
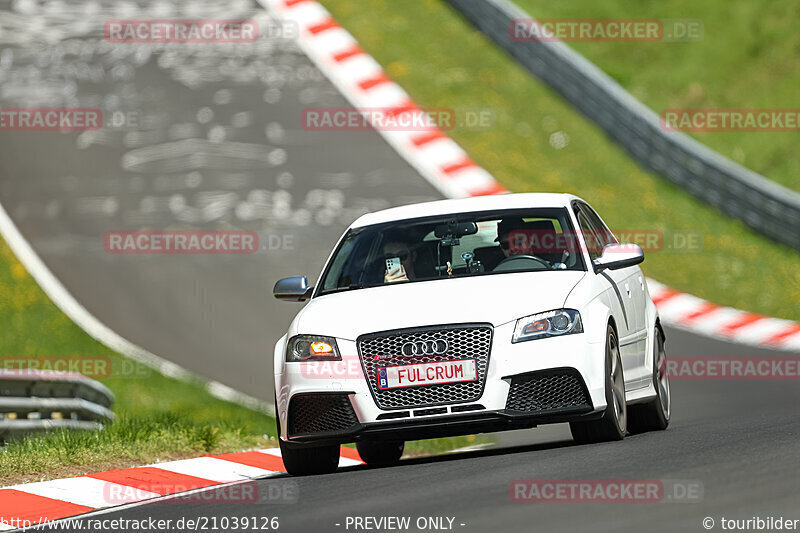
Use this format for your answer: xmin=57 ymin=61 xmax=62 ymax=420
xmin=1 ymin=2 xmax=798 ymax=532
xmin=0 ymin=0 xmax=439 ymax=401
xmin=50 ymin=328 xmax=799 ymax=532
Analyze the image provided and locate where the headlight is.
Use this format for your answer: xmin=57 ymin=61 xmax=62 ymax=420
xmin=512 ymin=309 xmax=583 ymax=343
xmin=286 ymin=335 xmax=341 ymax=362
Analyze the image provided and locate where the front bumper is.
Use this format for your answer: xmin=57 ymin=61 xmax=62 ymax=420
xmin=276 ymin=322 xmax=607 ymax=444
xmin=283 ymin=404 xmax=598 ymax=448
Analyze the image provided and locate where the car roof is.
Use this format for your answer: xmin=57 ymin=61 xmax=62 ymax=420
xmin=350 ymin=193 xmax=583 ymax=228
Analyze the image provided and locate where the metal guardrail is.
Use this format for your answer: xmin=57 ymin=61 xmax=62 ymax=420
xmin=0 ymin=369 xmax=114 ymax=442
xmin=444 ymin=0 xmax=800 ymax=251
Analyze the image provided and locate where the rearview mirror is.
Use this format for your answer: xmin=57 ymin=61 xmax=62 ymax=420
xmin=434 ymin=221 xmax=479 ymax=238
xmin=274 ymin=276 xmax=314 ymax=302
xmin=592 ymin=243 xmax=644 ymax=271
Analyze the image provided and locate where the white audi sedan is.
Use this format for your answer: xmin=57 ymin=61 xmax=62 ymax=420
xmin=273 ymin=193 xmax=670 ymax=475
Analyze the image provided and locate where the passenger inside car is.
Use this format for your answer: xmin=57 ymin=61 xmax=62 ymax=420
xmin=383 ymin=238 xmax=417 ymax=282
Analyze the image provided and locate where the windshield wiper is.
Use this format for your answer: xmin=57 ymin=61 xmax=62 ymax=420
xmin=320 ymin=284 xmax=366 ymax=295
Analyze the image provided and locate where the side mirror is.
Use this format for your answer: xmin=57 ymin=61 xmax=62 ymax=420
xmin=274 ymin=276 xmax=314 ymax=302
xmin=592 ymin=243 xmax=644 ymax=272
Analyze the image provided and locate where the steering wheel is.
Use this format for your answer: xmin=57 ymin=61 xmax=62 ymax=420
xmin=493 ymin=254 xmax=550 ymax=272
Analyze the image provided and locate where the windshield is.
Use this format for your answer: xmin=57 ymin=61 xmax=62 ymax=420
xmin=318 ymin=208 xmax=585 ymax=295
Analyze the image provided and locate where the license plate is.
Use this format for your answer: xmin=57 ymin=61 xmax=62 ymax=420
xmin=377 ymin=359 xmax=478 ymax=390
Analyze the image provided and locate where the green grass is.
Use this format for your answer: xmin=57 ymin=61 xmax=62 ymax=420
xmin=320 ymin=0 xmax=800 ymax=321
xmin=0 ymin=238 xmax=488 ymax=482
xmin=404 ymin=434 xmax=487 ymax=456
xmin=513 ymin=0 xmax=800 ymax=193
xmin=1 ymin=412 xmax=272 ymax=483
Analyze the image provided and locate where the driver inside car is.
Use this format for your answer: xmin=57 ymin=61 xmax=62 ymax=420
xmin=491 ymin=218 xmax=566 ymax=270
xmin=496 ymin=218 xmax=528 ymax=259
xmin=471 ymin=218 xmax=527 ymax=271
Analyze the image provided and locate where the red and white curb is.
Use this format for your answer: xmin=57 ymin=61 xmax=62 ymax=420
xmin=260 ymin=0 xmax=508 ymax=199
xmin=0 ymin=448 xmax=363 ymax=529
xmin=262 ymin=0 xmax=800 ymax=353
xmin=647 ymin=279 xmax=800 ymax=351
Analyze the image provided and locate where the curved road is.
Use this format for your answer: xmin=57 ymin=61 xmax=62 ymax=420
xmin=63 ymin=329 xmax=800 ymax=532
xmin=2 ymin=1 xmax=798 ymax=532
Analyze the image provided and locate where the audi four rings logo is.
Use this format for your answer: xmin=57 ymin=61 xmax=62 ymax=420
xmin=401 ymin=339 xmax=449 ymax=355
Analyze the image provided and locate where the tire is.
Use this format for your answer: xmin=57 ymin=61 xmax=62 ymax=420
xmin=279 ymin=439 xmax=340 ymax=476
xmin=628 ymin=327 xmax=671 ymax=433
xmin=570 ymin=324 xmax=627 ymax=443
xmin=356 ymin=440 xmax=404 ymax=467
xmin=274 ymin=396 xmax=340 ymax=476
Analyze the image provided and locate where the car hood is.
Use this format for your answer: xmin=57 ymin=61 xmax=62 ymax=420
xmin=295 ymin=271 xmax=586 ymax=340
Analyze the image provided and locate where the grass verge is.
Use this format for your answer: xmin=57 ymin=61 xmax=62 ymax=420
xmin=320 ymin=0 xmax=800 ymax=321
xmin=513 ymin=0 xmax=800 ymax=193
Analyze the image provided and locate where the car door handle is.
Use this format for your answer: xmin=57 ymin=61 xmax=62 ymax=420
xmin=625 ymin=283 xmax=632 ymax=298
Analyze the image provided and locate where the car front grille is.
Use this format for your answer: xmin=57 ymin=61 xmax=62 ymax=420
xmin=357 ymin=324 xmax=493 ymax=410
xmin=287 ymin=393 xmax=359 ymax=436
xmin=505 ymin=369 xmax=591 ymax=412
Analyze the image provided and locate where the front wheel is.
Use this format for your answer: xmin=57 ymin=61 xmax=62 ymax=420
xmin=356 ymin=440 xmax=404 ymax=467
xmin=279 ymin=438 xmax=340 ymax=476
xmin=275 ymin=398 xmax=340 ymax=476
xmin=629 ymin=327 xmax=671 ymax=433
xmin=570 ymin=324 xmax=626 ymax=443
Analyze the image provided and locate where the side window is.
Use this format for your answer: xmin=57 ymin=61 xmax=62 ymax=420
xmin=575 ymin=209 xmax=603 ymax=260
xmin=581 ymin=204 xmax=617 ymax=247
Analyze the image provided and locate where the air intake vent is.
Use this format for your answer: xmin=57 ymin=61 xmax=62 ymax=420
xmin=288 ymin=393 xmax=358 ymax=436
xmin=506 ymin=369 xmax=591 ymax=412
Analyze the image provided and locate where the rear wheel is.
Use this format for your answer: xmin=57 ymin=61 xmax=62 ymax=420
xmin=356 ymin=440 xmax=404 ymax=467
xmin=570 ymin=324 xmax=626 ymax=443
xmin=629 ymin=327 xmax=671 ymax=433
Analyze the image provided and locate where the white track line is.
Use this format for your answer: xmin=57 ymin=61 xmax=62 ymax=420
xmin=0 ymin=195 xmax=273 ymax=415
